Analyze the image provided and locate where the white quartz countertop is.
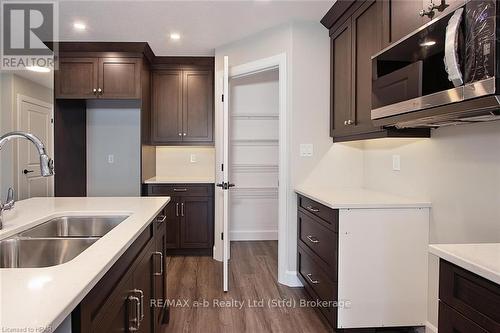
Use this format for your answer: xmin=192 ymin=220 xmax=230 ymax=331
xmin=0 ymin=197 xmax=170 ymax=332
xmin=144 ymin=176 xmax=215 ymax=184
xmin=295 ymin=186 xmax=431 ymax=209
xmin=429 ymin=243 xmax=500 ymax=285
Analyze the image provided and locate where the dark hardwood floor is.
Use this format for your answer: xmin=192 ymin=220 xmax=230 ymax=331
xmin=164 ymin=241 xmax=330 ymax=333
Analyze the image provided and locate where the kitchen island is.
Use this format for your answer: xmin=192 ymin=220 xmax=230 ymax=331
xmin=0 ymin=197 xmax=170 ymax=333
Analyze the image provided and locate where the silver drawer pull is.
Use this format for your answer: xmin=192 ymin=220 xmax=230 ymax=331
xmin=306 ymin=235 xmax=319 ymax=244
xmin=153 ymin=251 xmax=164 ymax=276
xmin=306 ymin=273 xmax=319 ymax=284
xmin=128 ymin=295 xmax=140 ymax=331
xmin=306 ymin=206 xmax=320 ymax=213
xmin=133 ymin=289 xmax=144 ymax=321
xmin=156 ymin=215 xmax=167 ymax=223
xmin=173 ymin=188 xmax=188 ymax=192
xmin=176 ymin=203 xmax=179 ymax=217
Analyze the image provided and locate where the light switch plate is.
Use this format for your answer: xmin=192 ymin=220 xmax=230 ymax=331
xmin=392 ymin=155 xmax=401 ymax=171
xmin=300 ymin=144 xmax=313 ymax=157
xmin=190 ymin=154 xmax=197 ymax=163
xmin=108 ymin=154 xmax=114 ymax=164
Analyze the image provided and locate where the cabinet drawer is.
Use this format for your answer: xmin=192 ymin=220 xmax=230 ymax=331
xmin=440 ymin=260 xmax=500 ymax=332
xmin=439 ymin=301 xmax=488 ymax=333
xmin=148 ymin=184 xmax=213 ymax=197
xmin=298 ymin=246 xmax=336 ymax=304
xmin=298 ymin=195 xmax=338 ymax=231
xmin=298 ymin=211 xmax=337 ymax=276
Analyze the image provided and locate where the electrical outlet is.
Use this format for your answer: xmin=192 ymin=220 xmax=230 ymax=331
xmin=190 ymin=154 xmax=197 ymax=163
xmin=392 ymin=155 xmax=401 ymax=171
xmin=108 ymin=154 xmax=114 ymax=164
xmin=300 ymin=144 xmax=313 ymax=157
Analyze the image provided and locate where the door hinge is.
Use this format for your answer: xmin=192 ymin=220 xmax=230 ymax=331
xmin=221 ymin=163 xmax=224 ymax=172
xmin=51 ymin=118 xmax=54 ymax=124
xmin=221 ymin=232 xmax=224 ymax=240
xmin=222 ymin=94 xmax=224 ymax=102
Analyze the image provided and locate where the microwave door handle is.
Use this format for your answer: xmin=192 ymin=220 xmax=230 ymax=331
xmin=444 ymin=7 xmax=464 ymax=87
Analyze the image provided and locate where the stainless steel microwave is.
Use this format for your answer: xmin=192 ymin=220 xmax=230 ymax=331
xmin=371 ymin=0 xmax=500 ymax=128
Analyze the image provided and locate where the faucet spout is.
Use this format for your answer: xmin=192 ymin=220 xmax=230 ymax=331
xmin=0 ymin=131 xmax=55 ymax=229
xmin=0 ymin=131 xmax=55 ymax=177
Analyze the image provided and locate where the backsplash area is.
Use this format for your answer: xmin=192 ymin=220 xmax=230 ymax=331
xmin=155 ymin=146 xmax=215 ymax=180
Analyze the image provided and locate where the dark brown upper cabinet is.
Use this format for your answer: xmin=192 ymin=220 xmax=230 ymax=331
xmin=391 ymin=0 xmax=463 ymax=42
xmin=55 ymin=56 xmax=142 ymax=99
xmin=55 ymin=58 xmax=99 ymax=99
xmin=152 ymin=70 xmax=183 ymax=143
xmin=322 ymin=0 xmax=430 ymax=142
xmin=151 ymin=64 xmax=214 ymax=145
xmin=99 ymin=58 xmax=141 ymax=99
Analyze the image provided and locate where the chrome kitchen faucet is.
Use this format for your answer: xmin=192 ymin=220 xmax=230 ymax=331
xmin=0 ymin=131 xmax=55 ymax=230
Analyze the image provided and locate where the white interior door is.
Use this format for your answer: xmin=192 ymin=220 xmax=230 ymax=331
xmin=222 ymin=55 xmax=231 ymax=292
xmin=17 ymin=95 xmax=54 ymax=200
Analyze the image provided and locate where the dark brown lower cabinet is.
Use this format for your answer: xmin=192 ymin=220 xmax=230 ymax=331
xmin=297 ymin=195 xmax=339 ymax=329
xmin=142 ymin=183 xmax=214 ymax=255
xmin=72 ymin=211 xmax=169 ymax=333
xmin=438 ymin=260 xmax=500 ymax=333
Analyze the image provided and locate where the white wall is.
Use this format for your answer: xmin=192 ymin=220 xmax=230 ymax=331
xmin=361 ymin=121 xmax=500 ymax=327
xmin=155 ymin=146 xmax=215 ymax=180
xmin=0 ymin=73 xmax=53 ymax=200
xmin=87 ymin=108 xmax=141 ymax=196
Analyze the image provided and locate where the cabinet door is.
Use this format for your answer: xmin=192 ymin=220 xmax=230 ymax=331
xmin=152 ymin=70 xmax=183 ymax=143
xmin=351 ymin=0 xmax=389 ymax=134
xmin=98 ymin=58 xmax=141 ymax=99
xmin=439 ymin=302 xmax=488 ymax=333
xmin=154 ymin=218 xmax=167 ymax=328
xmin=330 ymin=20 xmax=353 ymax=138
xmin=134 ymin=242 xmax=154 ymax=333
xmin=165 ymin=197 xmax=181 ymax=249
xmin=180 ymin=196 xmax=214 ymax=248
xmin=55 ymin=58 xmax=98 ymax=99
xmin=182 ymin=70 xmax=214 ymax=143
xmin=390 ymin=0 xmax=424 ymax=42
xmin=91 ymin=273 xmax=134 ymax=333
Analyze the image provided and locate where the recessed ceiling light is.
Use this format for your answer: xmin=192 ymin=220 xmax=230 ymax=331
xmin=26 ymin=65 xmax=51 ymax=73
xmin=420 ymin=40 xmax=436 ymax=47
xmin=170 ymin=33 xmax=181 ymax=40
xmin=73 ymin=22 xmax=86 ymax=31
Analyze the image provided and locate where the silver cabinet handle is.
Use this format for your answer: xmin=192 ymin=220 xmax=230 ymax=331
xmin=306 ymin=235 xmax=319 ymax=244
xmin=128 ymin=295 xmax=140 ymax=331
xmin=92 ymin=88 xmax=97 ymax=95
xmin=156 ymin=215 xmax=167 ymax=223
xmin=133 ymin=289 xmax=144 ymax=321
xmin=176 ymin=203 xmax=179 ymax=217
xmin=183 ymin=133 xmax=187 ymax=136
xmin=181 ymin=203 xmax=184 ymax=217
xmin=178 ymin=133 xmax=182 ymax=136
xmin=346 ymin=119 xmax=354 ymax=125
xmin=306 ymin=206 xmax=320 ymax=213
xmin=153 ymin=251 xmax=164 ymax=276
xmin=173 ymin=188 xmax=187 ymax=192
xmin=97 ymin=87 xmax=102 ymax=95
xmin=306 ymin=273 xmax=319 ymax=284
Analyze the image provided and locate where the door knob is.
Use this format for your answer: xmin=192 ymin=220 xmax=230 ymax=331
xmin=23 ymin=169 xmax=34 ymax=175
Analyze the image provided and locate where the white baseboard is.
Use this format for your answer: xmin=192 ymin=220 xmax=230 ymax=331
xmin=280 ymin=270 xmax=302 ymax=287
xmin=426 ymin=321 xmax=438 ymax=333
xmin=230 ymin=230 xmax=278 ymax=241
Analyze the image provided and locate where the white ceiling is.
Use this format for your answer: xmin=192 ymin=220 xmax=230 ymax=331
xmin=58 ymin=0 xmax=334 ymax=56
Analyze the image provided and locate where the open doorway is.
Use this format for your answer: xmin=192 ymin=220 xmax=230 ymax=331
xmin=216 ymin=54 xmax=289 ymax=291
xmin=229 ymin=69 xmax=279 ymax=242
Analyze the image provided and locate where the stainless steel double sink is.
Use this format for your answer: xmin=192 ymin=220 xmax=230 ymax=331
xmin=0 ymin=215 xmax=129 ymax=269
